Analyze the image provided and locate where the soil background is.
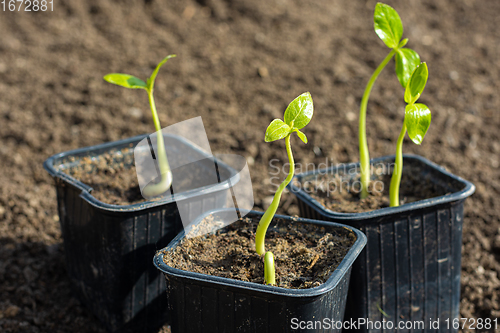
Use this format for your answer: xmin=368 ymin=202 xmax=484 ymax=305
xmin=0 ymin=0 xmax=499 ymax=332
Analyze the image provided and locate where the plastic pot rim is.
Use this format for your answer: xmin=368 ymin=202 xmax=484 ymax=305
xmin=288 ymin=154 xmax=476 ymax=221
xmin=43 ymin=133 xmax=240 ymax=213
xmin=153 ymin=208 xmax=367 ymax=299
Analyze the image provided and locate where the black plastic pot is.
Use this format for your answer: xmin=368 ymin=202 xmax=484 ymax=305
xmin=154 ymin=209 xmax=367 ymax=333
xmin=44 ymin=134 xmax=238 ymax=333
xmin=288 ymin=154 xmax=475 ymax=332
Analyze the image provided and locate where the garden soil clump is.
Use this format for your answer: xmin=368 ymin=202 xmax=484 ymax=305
xmin=164 ymin=216 xmax=356 ymax=289
xmin=0 ymin=0 xmax=499 ymax=332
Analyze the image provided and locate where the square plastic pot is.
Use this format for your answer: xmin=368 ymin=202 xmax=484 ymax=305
xmin=43 ymin=134 xmax=238 ymax=333
xmin=288 ymin=154 xmax=475 ymax=332
xmin=153 ymin=209 xmax=367 ymax=333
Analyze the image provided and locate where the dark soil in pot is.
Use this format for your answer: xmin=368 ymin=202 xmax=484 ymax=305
xmin=298 ymin=162 xmax=453 ymax=213
xmin=66 ymin=149 xmax=144 ymax=205
xmin=164 ymin=215 xmax=356 ymax=289
xmin=64 ymin=144 xmax=228 ymax=206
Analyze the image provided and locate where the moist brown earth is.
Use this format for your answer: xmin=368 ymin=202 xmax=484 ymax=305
xmin=299 ymin=162 xmax=451 ymax=213
xmin=65 ymin=149 xmax=145 ymax=205
xmin=0 ymin=0 xmax=499 ymax=332
xmin=164 ymin=215 xmax=356 ymax=289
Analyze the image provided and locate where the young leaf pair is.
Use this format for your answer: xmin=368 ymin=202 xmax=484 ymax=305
xmin=103 ymin=55 xmax=176 ymax=198
xmin=389 ymin=63 xmax=431 ymax=206
xmin=359 ymin=3 xmax=422 ymax=199
xmin=257 ymin=92 xmax=314 ymax=285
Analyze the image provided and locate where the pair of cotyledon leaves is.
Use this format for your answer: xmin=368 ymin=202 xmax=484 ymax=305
xmin=103 ymin=55 xmax=177 ymax=91
xmin=404 ymin=62 xmax=431 ymax=145
xmin=375 ymin=3 xmax=431 ymax=145
xmin=265 ymin=92 xmax=313 ymax=144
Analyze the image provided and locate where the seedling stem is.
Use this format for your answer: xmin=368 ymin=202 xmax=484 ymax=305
xmin=389 ymin=123 xmax=406 ymax=206
xmin=264 ymin=251 xmax=276 ymax=285
xmin=359 ymin=49 xmax=397 ymax=198
xmin=255 ymin=134 xmax=294 ymax=255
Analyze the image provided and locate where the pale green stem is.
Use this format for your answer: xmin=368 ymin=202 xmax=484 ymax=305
xmin=142 ymin=88 xmax=172 ymax=197
xmin=147 ymin=91 xmax=170 ymax=174
xmin=389 ymin=123 xmax=406 ymax=207
xmin=359 ymin=49 xmax=397 ymax=199
xmin=255 ymin=134 xmax=294 ymax=255
xmin=264 ymin=251 xmax=276 ymax=285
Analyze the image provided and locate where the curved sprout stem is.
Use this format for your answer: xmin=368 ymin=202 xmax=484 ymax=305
xmin=255 ymin=134 xmax=294 ymax=255
xmin=359 ymin=49 xmax=397 ymax=199
xmin=142 ymin=89 xmax=172 ymax=197
xmin=389 ymin=123 xmax=406 ymax=207
xmin=264 ymin=251 xmax=276 ymax=285
xmin=142 ymin=57 xmax=176 ymax=197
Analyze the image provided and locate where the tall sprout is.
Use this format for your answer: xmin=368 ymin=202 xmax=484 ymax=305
xmin=104 ymin=55 xmax=176 ymax=197
xmin=389 ymin=63 xmax=431 ymax=206
xmin=255 ymin=92 xmax=313 ymax=285
xmin=359 ymin=3 xmax=420 ymax=198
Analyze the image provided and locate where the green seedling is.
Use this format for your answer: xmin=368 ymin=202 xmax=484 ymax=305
xmin=389 ymin=62 xmax=431 ymax=207
xmin=359 ymin=3 xmax=421 ymax=198
xmin=104 ymin=55 xmax=176 ymax=198
xmin=255 ymin=92 xmax=313 ymax=285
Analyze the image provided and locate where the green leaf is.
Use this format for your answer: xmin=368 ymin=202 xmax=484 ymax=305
xmin=293 ymin=129 xmax=308 ymax=144
xmin=103 ymin=74 xmax=147 ymax=89
xmin=404 ymin=62 xmax=428 ymax=104
xmin=395 ymin=48 xmax=420 ymax=88
xmin=147 ymin=54 xmax=177 ymax=90
xmin=374 ymin=3 xmax=403 ymax=49
xmin=283 ymin=92 xmax=313 ymax=129
xmin=405 ymin=103 xmax=431 ymax=145
xmin=265 ymin=119 xmax=291 ymax=142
